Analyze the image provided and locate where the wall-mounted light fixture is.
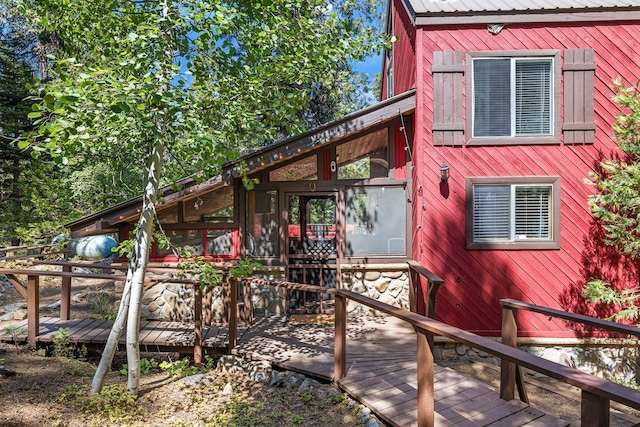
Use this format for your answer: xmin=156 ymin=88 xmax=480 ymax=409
xmin=440 ymin=163 xmax=450 ymax=183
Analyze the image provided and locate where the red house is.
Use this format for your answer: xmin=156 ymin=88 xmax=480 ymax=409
xmin=67 ymin=1 xmax=640 ymax=339
xmin=384 ymin=0 xmax=640 ymax=337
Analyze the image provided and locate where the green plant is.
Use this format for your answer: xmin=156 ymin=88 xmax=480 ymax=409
xmin=90 ymin=293 xmax=116 ymax=320
xmin=3 ymin=325 xmax=26 ymax=349
xmin=301 ymin=392 xmax=313 ymax=403
xmin=333 ymin=392 xmax=348 ymax=404
xmin=51 ymin=327 xmax=76 ymax=359
xmin=159 ymin=358 xmax=198 ymax=379
xmin=292 ymin=414 xmax=305 ymax=425
xmin=80 ymin=384 xmax=144 ymax=425
xmin=117 ymin=357 xmax=158 ymax=376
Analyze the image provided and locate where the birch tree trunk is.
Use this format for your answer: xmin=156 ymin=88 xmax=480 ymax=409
xmin=126 ymin=142 xmax=164 ymax=395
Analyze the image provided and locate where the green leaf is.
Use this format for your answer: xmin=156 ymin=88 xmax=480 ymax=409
xmin=27 ymin=112 xmax=42 ymax=119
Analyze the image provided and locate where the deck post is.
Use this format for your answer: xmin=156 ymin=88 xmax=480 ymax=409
xmin=500 ymin=305 xmax=518 ymax=401
xmin=581 ymin=390 xmax=609 ymax=427
xmin=60 ymin=264 xmax=72 ymax=321
xmin=334 ymin=294 xmax=347 ymax=381
xmin=415 ymin=327 xmax=434 ymax=427
xmin=243 ymin=280 xmax=253 ymax=325
xmin=204 ymin=284 xmax=212 ymax=326
xmin=27 ymin=274 xmax=40 ymax=347
xmin=408 ymin=266 xmax=418 ymax=313
xmin=228 ymin=276 xmax=238 ymax=351
xmin=194 ymin=283 xmax=203 ymax=367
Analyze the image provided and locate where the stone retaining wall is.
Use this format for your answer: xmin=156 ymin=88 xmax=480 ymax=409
xmin=434 ymin=338 xmax=640 ymax=384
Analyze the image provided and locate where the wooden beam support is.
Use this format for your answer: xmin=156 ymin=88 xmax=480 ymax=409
xmin=415 ymin=327 xmax=435 ymax=427
xmin=500 ymin=306 xmax=518 ymax=401
xmin=5 ymin=274 xmax=28 ymax=299
xmin=334 ymin=294 xmax=347 ymax=381
xmin=193 ymin=284 xmax=203 ymax=367
xmin=581 ymin=390 xmax=609 ymax=427
xmin=60 ymin=264 xmax=72 ymax=321
xmin=27 ymin=275 xmax=40 ymax=347
xmin=228 ymin=277 xmax=238 ymax=351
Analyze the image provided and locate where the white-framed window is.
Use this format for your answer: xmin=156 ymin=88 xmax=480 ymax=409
xmin=466 ymin=177 xmax=560 ymax=250
xmin=473 ymin=57 xmax=553 ymax=138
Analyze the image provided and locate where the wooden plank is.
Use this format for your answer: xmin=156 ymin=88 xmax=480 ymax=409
xmin=486 ymin=405 xmax=546 ymax=425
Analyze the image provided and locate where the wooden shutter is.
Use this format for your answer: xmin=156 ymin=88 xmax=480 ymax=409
xmin=563 ymin=49 xmax=596 ymax=144
xmin=432 ymin=51 xmax=464 ymax=146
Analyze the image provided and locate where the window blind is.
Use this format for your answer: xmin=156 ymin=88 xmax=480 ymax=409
xmin=473 ymin=185 xmax=510 ymax=241
xmin=514 ymin=186 xmax=551 ymax=239
xmin=515 ymin=60 xmax=552 ymax=135
xmin=473 ymin=59 xmax=510 ymax=137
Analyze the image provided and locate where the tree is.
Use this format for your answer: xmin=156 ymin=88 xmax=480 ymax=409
xmin=584 ymin=77 xmax=640 ymax=324
xmin=18 ymin=0 xmax=386 ymax=395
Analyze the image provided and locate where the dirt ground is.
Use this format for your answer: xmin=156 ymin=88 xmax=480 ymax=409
xmin=1 ymin=273 xmax=640 ymax=426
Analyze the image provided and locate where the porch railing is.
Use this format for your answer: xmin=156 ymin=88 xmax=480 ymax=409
xmin=3 ymin=262 xmax=640 ymax=427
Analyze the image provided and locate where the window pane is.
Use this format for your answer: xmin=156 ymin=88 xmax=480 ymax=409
xmin=515 ymin=186 xmax=551 ymax=239
xmin=207 ymin=230 xmax=232 ymax=255
xmin=337 ymin=128 xmax=389 ymax=179
xmin=247 ymin=190 xmax=279 ymax=257
xmin=269 ymin=155 xmax=317 ymax=181
xmin=345 ymin=186 xmax=406 ymax=256
xmin=157 ymin=230 xmax=203 ymax=256
xmin=516 ymin=60 xmax=552 ymax=135
xmin=473 ymin=185 xmax=510 ymax=241
xmin=473 ymin=59 xmax=511 ymax=137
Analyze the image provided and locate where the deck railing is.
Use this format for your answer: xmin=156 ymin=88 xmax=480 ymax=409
xmin=500 ymin=298 xmax=640 ymax=427
xmin=3 ymin=262 xmax=640 ymax=427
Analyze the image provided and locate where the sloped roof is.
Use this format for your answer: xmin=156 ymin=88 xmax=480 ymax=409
xmin=66 ymin=90 xmax=416 ymax=237
xmin=405 ymin=0 xmax=640 ymax=25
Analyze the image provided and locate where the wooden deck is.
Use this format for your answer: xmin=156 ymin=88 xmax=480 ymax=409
xmin=0 ymin=314 xmax=571 ymax=426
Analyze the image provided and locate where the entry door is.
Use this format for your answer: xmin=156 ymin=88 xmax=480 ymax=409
xmin=286 ymin=193 xmax=338 ymax=313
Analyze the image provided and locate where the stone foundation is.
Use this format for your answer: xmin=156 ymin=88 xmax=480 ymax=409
xmin=434 ymin=338 xmax=640 ymax=384
xmin=340 ymin=264 xmax=410 ymax=314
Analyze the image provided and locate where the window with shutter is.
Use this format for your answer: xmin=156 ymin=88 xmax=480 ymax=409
xmin=472 ymin=57 xmax=553 ymax=138
xmin=464 ymin=50 xmax=561 ymax=146
xmin=466 ymin=177 xmax=560 ymax=250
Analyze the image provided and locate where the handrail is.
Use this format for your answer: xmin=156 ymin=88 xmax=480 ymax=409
xmin=5 ymin=265 xmax=640 ymax=426
xmin=500 ymin=298 xmax=640 ymax=426
xmin=246 ymin=272 xmax=640 ymax=427
xmin=501 ymin=298 xmax=640 ymax=338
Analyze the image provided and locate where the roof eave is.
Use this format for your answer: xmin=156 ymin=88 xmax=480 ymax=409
xmin=412 ymin=8 xmax=640 ymax=26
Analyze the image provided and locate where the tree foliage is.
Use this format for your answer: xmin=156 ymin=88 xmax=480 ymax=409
xmin=585 ymin=77 xmax=640 ymax=324
xmin=15 ymin=0 xmax=386 ymax=395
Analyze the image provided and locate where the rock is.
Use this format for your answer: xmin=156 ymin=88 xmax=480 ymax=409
xmin=72 ymin=293 xmax=85 ymax=303
xmin=178 ymin=374 xmax=214 ymax=387
xmin=384 ymin=270 xmax=404 ymax=279
xmin=366 ymin=418 xmax=382 ymax=427
xmin=250 ymin=371 xmax=268 ymax=382
xmin=269 ymin=371 xmax=285 ymax=387
xmin=12 ymin=308 xmax=28 ymax=320
xmin=364 ymin=271 xmax=381 ymax=281
xmin=374 ymin=278 xmax=391 ymax=293
xmin=221 ymin=382 xmax=233 ymax=395
xmin=217 ymin=355 xmax=244 ymax=373
xmin=3 ymin=303 xmax=26 ymax=312
xmin=47 ymin=300 xmax=62 ymax=309
xmin=298 ymin=377 xmax=319 ymax=392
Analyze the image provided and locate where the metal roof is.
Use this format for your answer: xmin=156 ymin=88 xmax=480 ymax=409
xmin=405 ymin=0 xmax=640 ymax=24
xmin=408 ymin=0 xmax=640 ymax=14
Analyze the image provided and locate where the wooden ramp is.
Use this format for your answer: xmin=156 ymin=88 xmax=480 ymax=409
xmin=1 ymin=315 xmax=570 ymax=426
xmin=233 ymin=315 xmax=570 ymax=426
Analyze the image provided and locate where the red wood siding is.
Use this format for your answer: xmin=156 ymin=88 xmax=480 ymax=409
xmin=411 ymin=20 xmax=640 ymax=337
xmin=390 ymin=0 xmax=416 ymax=96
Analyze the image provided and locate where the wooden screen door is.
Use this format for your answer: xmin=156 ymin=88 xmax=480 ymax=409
xmin=286 ymin=193 xmax=338 ymax=313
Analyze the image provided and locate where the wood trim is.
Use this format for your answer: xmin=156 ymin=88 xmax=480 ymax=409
xmin=465 ymin=176 xmax=561 ymax=250
xmin=465 ymin=50 xmax=562 ymax=146
xmin=432 ymin=51 xmax=464 ymax=147
xmin=563 ymin=49 xmax=596 ymax=145
xmin=413 ymin=10 xmax=640 ymax=26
